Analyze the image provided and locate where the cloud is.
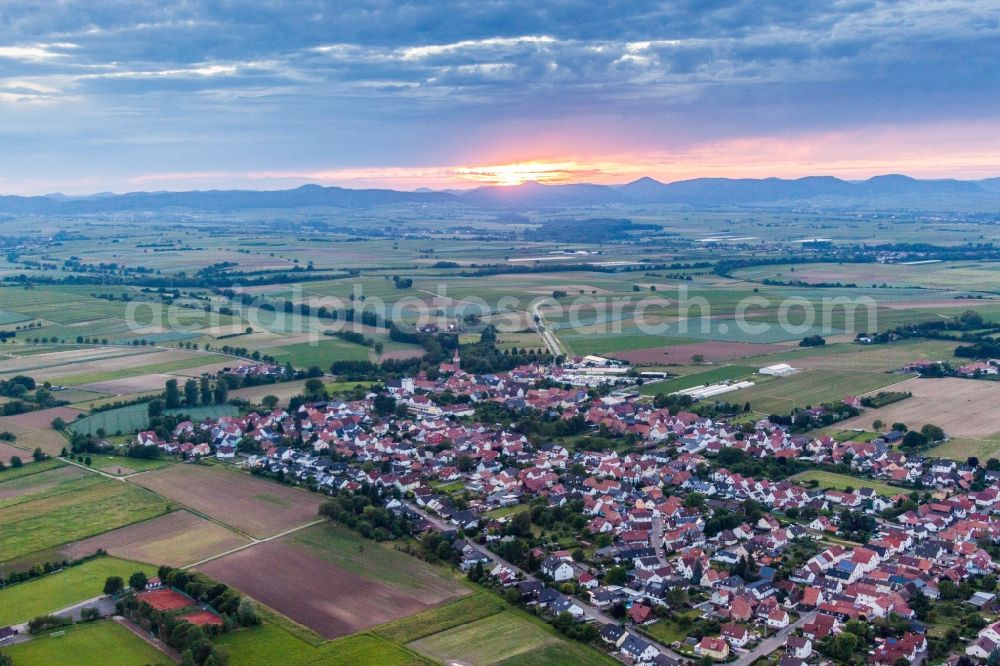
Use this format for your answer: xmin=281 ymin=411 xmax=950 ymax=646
xmin=0 ymin=1 xmax=997 ymax=191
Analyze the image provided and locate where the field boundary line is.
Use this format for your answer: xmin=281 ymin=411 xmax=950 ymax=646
xmin=183 ymin=518 xmax=325 ymax=569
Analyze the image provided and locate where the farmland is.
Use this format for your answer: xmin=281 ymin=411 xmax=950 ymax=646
xmin=0 ymin=477 xmax=173 ymax=561
xmin=197 ymin=523 xmax=468 ymax=640
xmin=60 ymin=509 xmax=251 ymax=567
xmin=408 ymin=610 xmax=614 ymax=666
xmin=0 ymin=620 xmax=170 ymax=666
xmin=838 ymin=376 xmax=1000 ymax=439
xmin=731 ymin=369 xmax=913 ymax=414
xmin=0 ymin=556 xmax=156 ymax=625
xmin=130 ymin=462 xmax=321 ymax=538
xmin=69 ymin=403 xmax=239 ymax=436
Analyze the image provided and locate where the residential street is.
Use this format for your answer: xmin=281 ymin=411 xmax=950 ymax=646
xmin=734 ymin=610 xmax=818 ymax=666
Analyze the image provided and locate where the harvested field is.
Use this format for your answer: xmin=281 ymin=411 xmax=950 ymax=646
xmin=378 ymin=348 xmax=425 ymax=361
xmin=60 ymin=510 xmax=251 ymax=566
xmin=9 ymin=348 xmax=185 ymax=383
xmin=0 ymin=347 xmax=138 ymax=374
xmin=198 ymin=538 xmax=431 ymax=639
xmin=130 ymin=463 xmax=321 ymax=538
xmin=0 ymin=405 xmax=83 ymax=430
xmin=77 ymin=373 xmax=178 ymax=395
xmin=138 ymin=588 xmax=194 ymax=611
xmin=609 ymin=341 xmax=787 ymax=365
xmin=229 ymin=379 xmax=312 ymax=405
xmin=0 ymin=441 xmax=30 ymax=465
xmin=838 ymin=377 xmax=1000 ymax=439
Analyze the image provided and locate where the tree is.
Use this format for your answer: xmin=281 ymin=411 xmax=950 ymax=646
xmin=213 ymin=382 xmax=228 ymax=404
xmin=129 ymin=571 xmax=148 ymax=591
xmin=51 ymin=416 xmax=67 ymax=430
xmin=184 ymin=378 xmax=199 ymax=406
xmin=200 ymin=376 xmax=213 ymax=405
xmin=692 ymin=354 xmax=705 ymax=364
xmin=920 ymin=423 xmax=945 ymax=443
xmin=901 ymin=431 xmax=927 ymax=449
xmin=872 ymin=419 xmax=884 ymax=431
xmin=165 ymin=378 xmax=181 ymax=409
xmin=32 ymin=447 xmax=46 ymax=462
xmin=605 ymin=566 xmax=628 ymax=586
xmin=261 ymin=395 xmax=279 ymax=410
xmin=103 ymin=576 xmax=125 ymax=595
xmin=237 ymin=597 xmax=259 ymax=626
xmin=148 ymin=398 xmax=164 ymax=417
xmin=10 ymin=456 xmax=22 ymax=468
xmin=304 ymin=378 xmax=326 ymax=399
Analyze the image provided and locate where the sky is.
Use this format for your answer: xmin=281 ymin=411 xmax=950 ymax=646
xmin=0 ymin=0 xmax=999 ymax=194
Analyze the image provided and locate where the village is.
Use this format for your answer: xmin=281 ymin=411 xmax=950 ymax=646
xmin=131 ymin=354 xmax=1000 ymax=666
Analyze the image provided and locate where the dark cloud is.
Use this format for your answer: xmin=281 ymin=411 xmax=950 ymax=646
xmin=0 ymin=0 xmax=997 ymax=190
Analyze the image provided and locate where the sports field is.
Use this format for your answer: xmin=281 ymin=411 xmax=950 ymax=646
xmin=0 ymin=620 xmax=168 ymax=665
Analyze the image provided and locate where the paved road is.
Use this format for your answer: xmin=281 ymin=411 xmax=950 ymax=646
xmin=733 ymin=610 xmax=818 ymax=666
xmin=651 ymin=515 xmax=669 ymax=566
xmin=530 ymin=299 xmax=564 ymax=357
xmin=404 ymin=501 xmax=690 ymax=662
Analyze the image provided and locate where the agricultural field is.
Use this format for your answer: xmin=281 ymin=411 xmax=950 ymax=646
xmin=0 ymin=620 xmax=170 ymax=666
xmin=198 ymin=523 xmax=467 ymax=639
xmin=60 ymin=509 xmax=251 ymax=567
xmin=0 ymin=556 xmax=157 ymax=625
xmin=638 ymin=365 xmax=758 ymax=396
xmin=214 ymin=625 xmax=430 ymax=666
xmin=790 ymin=470 xmax=903 ymax=498
xmin=407 ymin=610 xmax=614 ymax=666
xmin=928 ymin=435 xmax=1000 ymax=462
xmin=69 ymin=403 xmax=239 ymax=436
xmin=0 ymin=476 xmax=173 ymax=562
xmin=130 ymin=462 xmax=321 ymax=538
xmin=731 ymin=369 xmax=913 ymax=414
xmin=838 ymin=377 xmax=1000 ymax=439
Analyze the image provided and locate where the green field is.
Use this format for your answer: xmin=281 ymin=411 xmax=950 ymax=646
xmin=790 ymin=470 xmax=902 ymax=498
xmin=0 ymin=620 xmax=168 ymax=665
xmin=0 ymin=457 xmax=65 ymax=482
xmin=266 ymin=338 xmax=371 ymax=368
xmin=408 ymin=610 xmax=613 ymax=666
xmin=0 ymin=556 xmax=157 ymax=625
xmin=214 ymin=625 xmax=430 ymax=666
xmin=0 ymin=464 xmax=103 ymax=510
xmin=0 ymin=478 xmax=173 ymax=561
xmin=84 ymin=452 xmax=179 ymax=475
xmin=638 ymin=365 xmax=757 ymax=395
xmin=374 ymin=594 xmax=505 ymax=644
xmin=69 ymin=403 xmax=240 ymax=436
xmin=731 ymin=369 xmax=912 ymax=414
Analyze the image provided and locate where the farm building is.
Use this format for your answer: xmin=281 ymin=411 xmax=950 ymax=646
xmin=759 ymin=363 xmax=796 ymax=376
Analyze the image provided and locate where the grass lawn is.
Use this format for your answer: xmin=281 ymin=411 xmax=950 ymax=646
xmin=289 ymin=523 xmax=467 ymax=600
xmin=84 ymin=452 xmax=179 ymax=475
xmin=0 ymin=556 xmax=156 ymax=625
xmin=638 ymin=365 xmax=758 ymax=395
xmin=0 ymin=620 xmax=169 ymax=665
xmin=790 ymin=469 xmax=902 ymax=498
xmin=0 ymin=479 xmax=173 ymax=561
xmin=407 ymin=610 xmax=614 ymax=666
xmin=644 ymin=610 xmax=701 ymax=644
xmin=373 ymin=593 xmax=505 ymax=644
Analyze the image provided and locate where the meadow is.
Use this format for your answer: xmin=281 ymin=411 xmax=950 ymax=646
xmin=0 ymin=478 xmax=173 ymax=561
xmin=790 ymin=470 xmax=903 ymax=498
xmin=0 ymin=556 xmax=157 ymax=625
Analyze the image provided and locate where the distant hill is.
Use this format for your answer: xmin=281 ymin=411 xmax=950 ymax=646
xmin=1 ymin=175 xmax=997 ymax=214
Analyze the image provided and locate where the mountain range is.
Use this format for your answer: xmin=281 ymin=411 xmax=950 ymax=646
xmin=3 ymin=174 xmax=999 ymax=214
